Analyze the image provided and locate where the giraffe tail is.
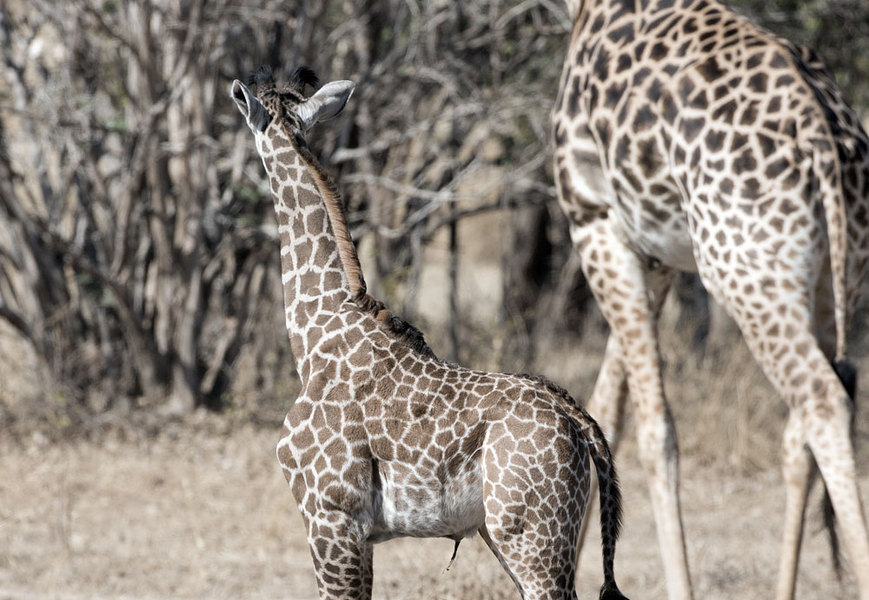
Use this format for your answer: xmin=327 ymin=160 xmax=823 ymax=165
xmin=806 ymin=95 xmax=856 ymax=582
xmin=794 ymin=44 xmax=850 ymax=364
xmin=587 ymin=420 xmax=629 ymax=600
xmin=795 ymin=45 xmax=855 ymax=577
xmin=811 ymin=146 xmax=852 ymax=578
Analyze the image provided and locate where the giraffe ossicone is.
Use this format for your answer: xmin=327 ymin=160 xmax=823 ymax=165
xmin=552 ymin=0 xmax=869 ymax=599
xmin=231 ymin=66 xmax=630 ymax=600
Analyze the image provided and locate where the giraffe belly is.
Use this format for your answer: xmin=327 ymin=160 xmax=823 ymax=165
xmin=367 ymin=462 xmax=485 ymax=543
xmin=604 ymin=189 xmax=698 ymax=273
xmin=620 ymin=216 xmax=698 ymax=272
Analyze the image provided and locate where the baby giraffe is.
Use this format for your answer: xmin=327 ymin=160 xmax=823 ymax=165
xmin=231 ymin=66 xmax=629 ymax=600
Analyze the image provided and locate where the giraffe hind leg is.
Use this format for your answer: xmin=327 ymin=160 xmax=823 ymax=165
xmin=822 ymin=358 xmax=858 ymax=578
xmin=573 ymin=219 xmax=691 ymax=600
xmin=700 ymin=289 xmax=869 ymax=597
xmin=775 ymin=410 xmax=817 ymax=600
xmin=481 ymin=423 xmax=589 ymax=599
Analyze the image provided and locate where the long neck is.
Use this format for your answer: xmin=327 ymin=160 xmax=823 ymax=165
xmin=258 ymin=129 xmax=366 ymax=378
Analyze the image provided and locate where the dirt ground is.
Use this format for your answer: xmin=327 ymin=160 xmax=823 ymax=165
xmin=1 ymin=407 xmax=865 ymax=600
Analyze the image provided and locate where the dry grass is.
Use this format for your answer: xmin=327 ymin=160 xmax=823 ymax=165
xmin=1 ymin=415 xmax=865 ymax=600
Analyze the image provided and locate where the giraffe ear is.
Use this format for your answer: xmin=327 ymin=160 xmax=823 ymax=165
xmin=297 ymin=80 xmax=355 ymax=130
xmin=231 ymin=80 xmax=271 ymax=132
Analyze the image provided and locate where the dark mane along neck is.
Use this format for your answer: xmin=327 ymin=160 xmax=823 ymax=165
xmin=289 ymin=136 xmax=436 ymax=359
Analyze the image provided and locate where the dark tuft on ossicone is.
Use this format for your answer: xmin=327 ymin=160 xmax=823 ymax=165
xmin=290 ymin=66 xmax=319 ymax=93
xmin=249 ymin=65 xmax=276 ymax=92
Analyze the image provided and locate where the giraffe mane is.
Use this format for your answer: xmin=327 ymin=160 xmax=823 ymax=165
xmin=289 ymin=136 xmax=436 ymax=359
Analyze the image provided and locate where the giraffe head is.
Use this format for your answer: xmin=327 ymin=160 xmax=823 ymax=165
xmin=231 ymin=66 xmax=354 ymax=154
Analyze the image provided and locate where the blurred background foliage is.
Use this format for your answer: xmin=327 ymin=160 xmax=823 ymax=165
xmin=0 ymin=0 xmax=867 ymax=435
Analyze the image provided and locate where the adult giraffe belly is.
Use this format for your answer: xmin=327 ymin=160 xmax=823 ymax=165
xmin=557 ymin=121 xmax=698 ymax=273
xmin=609 ymin=192 xmax=698 ymax=273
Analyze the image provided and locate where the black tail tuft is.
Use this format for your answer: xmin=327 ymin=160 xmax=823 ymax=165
xmin=599 ymin=583 xmax=630 ymax=600
xmin=832 ymin=360 xmax=857 ymax=399
xmin=822 ymin=489 xmax=843 ymax=578
xmin=822 ymin=359 xmax=858 ymax=579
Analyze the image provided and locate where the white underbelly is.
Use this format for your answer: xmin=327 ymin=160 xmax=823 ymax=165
xmin=629 ymin=222 xmax=698 ymax=272
xmin=563 ymin=148 xmax=698 ymax=273
xmin=368 ymin=465 xmax=485 ymax=543
xmin=610 ymin=202 xmax=698 ymax=273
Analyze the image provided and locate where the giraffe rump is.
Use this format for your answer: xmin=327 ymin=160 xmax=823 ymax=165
xmin=517 ymin=373 xmax=626 ymax=599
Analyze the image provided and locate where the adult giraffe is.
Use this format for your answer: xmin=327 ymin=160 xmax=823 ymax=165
xmin=551 ymin=0 xmax=869 ymax=598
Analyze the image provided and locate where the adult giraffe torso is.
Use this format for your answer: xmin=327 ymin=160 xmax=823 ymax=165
xmin=232 ymin=67 xmax=630 ymax=600
xmin=552 ymin=0 xmax=869 ymax=598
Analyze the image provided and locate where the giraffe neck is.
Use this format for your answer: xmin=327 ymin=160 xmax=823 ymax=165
xmin=257 ymin=129 xmax=365 ymax=378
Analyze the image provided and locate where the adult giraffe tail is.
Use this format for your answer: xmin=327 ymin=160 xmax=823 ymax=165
xmin=792 ymin=42 xmax=852 ymax=364
xmin=808 ymin=98 xmax=854 ymax=581
xmin=791 ymin=41 xmax=860 ymax=577
xmin=810 ymin=121 xmax=855 ymax=577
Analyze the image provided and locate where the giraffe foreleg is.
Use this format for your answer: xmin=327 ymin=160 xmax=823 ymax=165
xmin=302 ymin=509 xmax=374 ymax=600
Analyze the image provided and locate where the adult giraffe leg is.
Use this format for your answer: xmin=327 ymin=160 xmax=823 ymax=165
xmin=694 ymin=256 xmax=869 ymax=599
xmin=769 ymin=342 xmax=868 ymax=599
xmin=574 ymin=335 xmax=628 ymax=559
xmin=587 ymin=335 xmax=631 ymax=448
xmin=774 ymin=273 xmax=835 ymax=600
xmin=575 ymin=288 xmax=671 ymax=559
xmin=802 ymin=372 xmax=869 ymax=599
xmin=574 ymin=218 xmax=691 ymax=600
xmin=776 ymin=410 xmax=817 ymax=600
